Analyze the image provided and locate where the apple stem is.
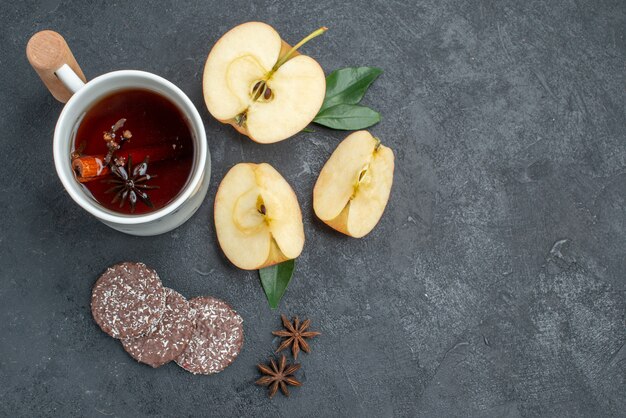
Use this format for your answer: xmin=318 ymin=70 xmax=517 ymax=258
xmin=271 ymin=27 xmax=328 ymax=73
xmin=243 ymin=27 xmax=328 ymax=115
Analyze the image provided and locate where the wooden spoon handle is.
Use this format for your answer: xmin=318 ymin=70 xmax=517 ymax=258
xmin=26 ymin=30 xmax=86 ymax=103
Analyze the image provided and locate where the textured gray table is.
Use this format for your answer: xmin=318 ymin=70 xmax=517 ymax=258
xmin=1 ymin=1 xmax=625 ymax=417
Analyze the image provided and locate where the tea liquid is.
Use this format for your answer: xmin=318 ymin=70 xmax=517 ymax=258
xmin=74 ymin=89 xmax=194 ymax=214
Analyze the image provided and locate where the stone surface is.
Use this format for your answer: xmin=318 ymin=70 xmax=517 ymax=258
xmin=1 ymin=0 xmax=625 ymax=416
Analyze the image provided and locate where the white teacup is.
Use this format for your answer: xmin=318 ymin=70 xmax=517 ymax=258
xmin=27 ymin=31 xmax=210 ymax=236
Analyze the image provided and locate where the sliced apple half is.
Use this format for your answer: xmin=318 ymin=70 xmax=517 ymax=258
xmin=314 ymin=131 xmax=395 ymax=238
xmin=203 ymin=22 xmax=326 ymax=144
xmin=214 ymin=162 xmax=305 ymax=270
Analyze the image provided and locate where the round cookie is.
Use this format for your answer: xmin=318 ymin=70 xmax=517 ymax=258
xmin=175 ymin=296 xmax=244 ymax=375
xmin=121 ymin=288 xmax=195 ymax=368
xmin=91 ymin=262 xmax=166 ymax=339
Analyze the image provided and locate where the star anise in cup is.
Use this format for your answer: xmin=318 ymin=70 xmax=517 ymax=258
xmin=273 ymin=314 xmax=321 ymax=360
xmin=103 ymin=156 xmax=158 ymax=213
xmin=256 ymin=354 xmax=301 ymax=398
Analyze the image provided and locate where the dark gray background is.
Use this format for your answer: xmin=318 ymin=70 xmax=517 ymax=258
xmin=1 ymin=0 xmax=624 ymax=416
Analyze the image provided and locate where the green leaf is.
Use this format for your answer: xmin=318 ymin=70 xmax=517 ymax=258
xmin=319 ymin=67 xmax=383 ymax=112
xmin=313 ymin=104 xmax=381 ymax=130
xmin=259 ymin=259 xmax=295 ymax=309
xmin=301 ymin=127 xmax=316 ymax=133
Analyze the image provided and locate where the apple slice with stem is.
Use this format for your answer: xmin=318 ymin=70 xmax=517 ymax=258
xmin=313 ymin=131 xmax=395 ymax=238
xmin=203 ymin=22 xmax=327 ymax=144
xmin=215 ymin=162 xmax=305 ymax=270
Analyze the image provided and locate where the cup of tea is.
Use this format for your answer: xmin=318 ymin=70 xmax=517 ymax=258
xmin=27 ymin=31 xmax=210 ymax=236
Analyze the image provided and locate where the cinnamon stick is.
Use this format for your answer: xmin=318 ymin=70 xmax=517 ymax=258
xmin=72 ymin=144 xmax=190 ymax=183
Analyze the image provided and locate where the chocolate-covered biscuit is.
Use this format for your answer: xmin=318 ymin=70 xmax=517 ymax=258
xmin=176 ymin=296 xmax=244 ymax=375
xmin=122 ymin=288 xmax=195 ymax=368
xmin=91 ymin=262 xmax=166 ymax=339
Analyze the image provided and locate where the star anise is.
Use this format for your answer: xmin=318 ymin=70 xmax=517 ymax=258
xmin=273 ymin=314 xmax=321 ymax=360
xmin=103 ymin=156 xmax=158 ymax=213
xmin=256 ymin=354 xmax=301 ymax=398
